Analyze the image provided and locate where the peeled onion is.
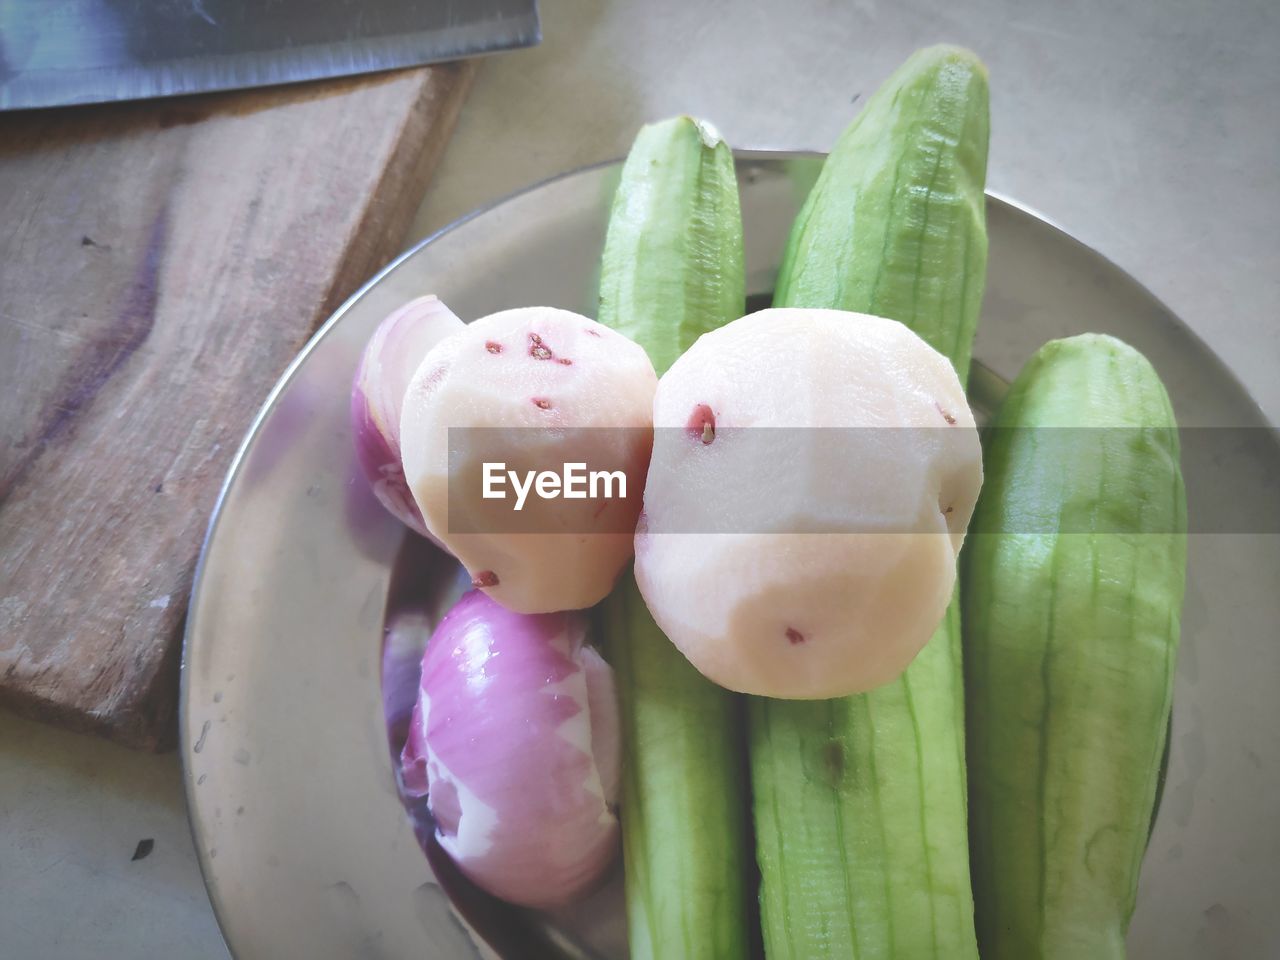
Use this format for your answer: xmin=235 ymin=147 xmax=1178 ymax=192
xmin=351 ymin=295 xmax=465 ymax=537
xmin=400 ymin=590 xmax=620 ymax=908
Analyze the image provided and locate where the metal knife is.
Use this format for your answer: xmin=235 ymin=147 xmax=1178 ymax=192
xmin=0 ymin=0 xmax=539 ymax=111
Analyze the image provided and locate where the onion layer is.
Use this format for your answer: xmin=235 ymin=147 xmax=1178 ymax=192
xmin=351 ymin=295 xmax=465 ymax=538
xmin=401 ymin=590 xmax=620 ymax=908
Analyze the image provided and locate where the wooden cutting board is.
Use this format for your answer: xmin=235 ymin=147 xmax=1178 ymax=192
xmin=0 ymin=62 xmax=476 ymax=750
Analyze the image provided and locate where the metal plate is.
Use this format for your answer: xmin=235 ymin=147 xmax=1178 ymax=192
xmin=0 ymin=0 xmax=539 ymax=110
xmin=183 ymin=153 xmax=1280 ymax=959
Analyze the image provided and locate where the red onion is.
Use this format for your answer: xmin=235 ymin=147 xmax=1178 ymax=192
xmin=401 ymin=590 xmax=620 ymax=908
xmin=352 ymin=295 xmax=465 ymax=538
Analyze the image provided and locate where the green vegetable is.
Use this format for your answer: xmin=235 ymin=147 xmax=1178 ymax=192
xmin=774 ymin=44 xmax=989 ymax=383
xmin=752 ymin=44 xmax=988 ymax=959
xmin=603 ymin=575 xmax=750 ymax=960
xmin=599 ymin=115 xmax=745 ymax=376
xmin=963 ymin=334 xmax=1186 ymax=959
xmin=598 ymin=116 xmax=750 ymax=960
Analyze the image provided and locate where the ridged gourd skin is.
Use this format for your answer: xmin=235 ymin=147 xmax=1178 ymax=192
xmin=599 ymin=115 xmax=745 ymax=377
xmin=597 ymin=115 xmax=751 ymax=960
xmin=962 ymin=333 xmax=1186 ymax=960
xmin=603 ymin=575 xmax=749 ymax=960
xmin=774 ymin=45 xmax=989 ymax=387
xmin=751 ymin=44 xmax=989 ymax=960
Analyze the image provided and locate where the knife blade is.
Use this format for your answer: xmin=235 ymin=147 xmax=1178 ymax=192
xmin=0 ymin=0 xmax=539 ymax=111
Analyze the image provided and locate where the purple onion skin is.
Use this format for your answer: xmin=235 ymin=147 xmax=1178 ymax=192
xmin=351 ymin=295 xmax=463 ymax=542
xmin=401 ymin=590 xmax=620 ymax=909
xmin=351 ymin=382 xmax=432 ymax=537
xmin=382 ymin=608 xmax=431 ymax=764
xmin=382 ymin=541 xmax=471 ymax=768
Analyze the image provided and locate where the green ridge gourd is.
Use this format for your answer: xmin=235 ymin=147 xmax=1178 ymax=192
xmin=962 ymin=334 xmax=1186 ymax=959
xmin=597 ymin=116 xmax=751 ymax=960
xmin=751 ymin=45 xmax=989 ymax=959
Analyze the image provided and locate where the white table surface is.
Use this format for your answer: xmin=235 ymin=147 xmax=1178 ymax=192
xmin=3 ymin=1 xmax=1276 ymax=957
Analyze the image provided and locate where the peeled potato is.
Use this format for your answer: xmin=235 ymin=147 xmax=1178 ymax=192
xmin=401 ymin=306 xmax=656 ymax=613
xmin=634 ymin=307 xmax=982 ymax=699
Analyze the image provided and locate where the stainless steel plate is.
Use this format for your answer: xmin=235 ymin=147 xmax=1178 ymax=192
xmin=183 ymin=153 xmax=1280 ymax=959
